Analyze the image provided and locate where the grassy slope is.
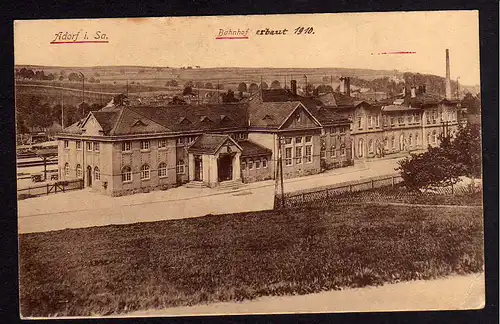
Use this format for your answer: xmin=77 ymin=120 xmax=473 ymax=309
xmin=19 ymin=204 xmax=484 ymax=317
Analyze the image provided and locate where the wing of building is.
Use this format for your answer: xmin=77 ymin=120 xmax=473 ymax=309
xmin=57 ymin=77 xmax=462 ymax=197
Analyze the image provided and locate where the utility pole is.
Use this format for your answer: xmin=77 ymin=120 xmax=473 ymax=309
xmin=303 ymin=75 xmax=308 ymax=96
xmin=274 ymin=134 xmax=285 ymax=209
xmin=456 ymin=76 xmax=460 ymax=100
xmin=61 ymin=88 xmax=64 ymax=129
xmin=78 ymin=71 xmax=85 ymax=116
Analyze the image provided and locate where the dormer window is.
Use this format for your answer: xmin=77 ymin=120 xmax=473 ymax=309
xmin=200 ymin=116 xmax=212 ymax=123
xmin=220 ymin=115 xmax=231 ymax=122
xmin=132 ymin=119 xmax=147 ymax=127
xmin=178 ymin=117 xmax=191 ymax=125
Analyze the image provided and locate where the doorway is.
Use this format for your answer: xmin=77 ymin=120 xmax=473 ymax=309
xmin=194 ymin=155 xmax=203 ymax=181
xmin=218 ymin=154 xmax=233 ymax=182
xmin=87 ymin=166 xmax=92 ymax=187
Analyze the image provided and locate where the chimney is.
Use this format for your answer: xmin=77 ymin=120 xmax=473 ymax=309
xmin=345 ymin=77 xmax=351 ymax=96
xmin=291 ymin=80 xmax=297 ymax=95
xmin=445 ymin=49 xmax=452 ymax=99
xmin=339 ymin=77 xmax=345 ymax=94
xmin=411 ymin=87 xmax=416 ymax=98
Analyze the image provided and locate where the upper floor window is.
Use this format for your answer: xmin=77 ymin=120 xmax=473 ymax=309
xmin=94 ymin=142 xmax=100 ymax=152
xmin=305 ymin=136 xmax=312 ymax=143
xmin=158 ymin=139 xmax=167 ymax=149
xmin=390 ymin=116 xmax=395 ymax=126
xmin=86 ymin=142 xmax=92 ymax=152
xmin=64 ymin=162 xmax=70 ymax=176
xmin=376 ymin=114 xmax=380 ymax=127
xmin=357 ymin=117 xmax=362 ymax=129
xmin=122 ymin=141 xmax=132 ymax=152
xmin=295 ymin=136 xmax=302 ymax=145
xmin=64 ymin=140 xmax=69 ymax=149
xmin=140 ymin=140 xmax=150 ymax=151
xmin=76 ymin=141 xmax=81 ymax=150
xmin=367 ymin=115 xmax=373 ymax=128
xmin=284 ymin=137 xmax=293 ymax=145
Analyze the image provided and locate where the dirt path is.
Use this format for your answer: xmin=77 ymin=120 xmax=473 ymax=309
xmin=122 ymin=273 xmax=484 ymax=317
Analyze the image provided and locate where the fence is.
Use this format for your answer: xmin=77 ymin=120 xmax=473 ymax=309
xmin=274 ymin=174 xmax=481 ymax=209
xmin=17 ymin=179 xmax=84 ymax=200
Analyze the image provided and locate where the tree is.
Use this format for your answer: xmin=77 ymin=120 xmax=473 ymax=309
xmin=248 ymin=83 xmax=259 ymax=93
xmin=184 ymin=81 xmax=194 ymax=88
xmin=205 ymin=82 xmax=213 ymax=89
xmin=183 ymin=86 xmax=194 ymax=95
xmin=450 ymin=124 xmax=482 ymax=178
xmin=238 ymin=82 xmax=247 ymax=93
xmin=316 ymin=84 xmax=333 ymax=94
xmin=222 ymin=90 xmax=238 ymax=103
xmin=260 ymin=82 xmax=268 ymax=90
xmin=270 ymin=80 xmax=281 ymax=89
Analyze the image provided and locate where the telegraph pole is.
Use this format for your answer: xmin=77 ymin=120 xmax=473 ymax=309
xmin=61 ymin=88 xmax=64 ymax=129
xmin=274 ymin=134 xmax=285 ymax=209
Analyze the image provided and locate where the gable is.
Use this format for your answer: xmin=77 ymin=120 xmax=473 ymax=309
xmin=280 ymin=105 xmax=320 ymax=130
xmin=82 ymin=114 xmax=104 ymax=136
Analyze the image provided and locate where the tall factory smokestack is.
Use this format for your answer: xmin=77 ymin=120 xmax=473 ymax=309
xmin=445 ymin=49 xmax=452 ymax=100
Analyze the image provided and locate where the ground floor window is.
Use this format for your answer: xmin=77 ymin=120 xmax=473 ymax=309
xmin=94 ymin=167 xmax=100 ymax=180
xmin=141 ymin=164 xmax=151 ymax=180
xmin=295 ymin=146 xmax=303 ymax=164
xmin=432 ymin=131 xmax=437 ymax=144
xmin=391 ymin=137 xmax=396 ymax=149
xmin=330 ymin=146 xmax=336 ymax=159
xmin=158 ymin=162 xmax=168 ymax=177
xmin=76 ymin=164 xmax=82 ymax=178
xmin=262 ymin=158 xmax=268 ymax=168
xmin=368 ymin=139 xmax=374 ymax=153
xmin=408 ymin=134 xmax=413 ymax=146
xmin=358 ymin=139 xmax=364 ymax=158
xmin=64 ymin=163 xmax=70 ymax=176
xmin=248 ymin=160 xmax=254 ymax=170
xmin=415 ymin=133 xmax=419 ymax=145
xmin=176 ymin=160 xmax=185 ymax=174
xmin=285 ymin=147 xmax=293 ymax=166
xmin=241 ymin=161 xmax=246 ymax=171
xmin=255 ymin=160 xmax=261 ymax=169
xmin=305 ymin=145 xmax=312 ymax=163
xmin=122 ymin=166 xmax=132 ymax=182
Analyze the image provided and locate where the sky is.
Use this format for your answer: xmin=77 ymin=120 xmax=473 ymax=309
xmin=14 ymin=11 xmax=480 ymax=85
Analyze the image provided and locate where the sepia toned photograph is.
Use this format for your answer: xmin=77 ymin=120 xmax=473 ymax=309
xmin=15 ymin=11 xmax=484 ymax=318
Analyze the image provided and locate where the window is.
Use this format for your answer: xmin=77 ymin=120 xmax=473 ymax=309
xmin=384 ymin=137 xmax=389 ymax=150
xmin=368 ymin=139 xmax=374 ymax=153
xmin=64 ymin=140 xmax=69 ymax=149
xmin=141 ymin=164 xmax=150 ymax=180
xmin=176 ymin=160 xmax=185 ymax=174
xmin=86 ymin=142 xmax=92 ymax=151
xmin=284 ymin=137 xmax=292 ymax=145
xmin=415 ymin=114 xmax=421 ymax=123
xmin=295 ymin=136 xmax=302 ymax=145
xmin=255 ymin=160 xmax=261 ymax=169
xmin=305 ymin=145 xmax=312 ymax=163
xmin=408 ymin=114 xmax=413 ymax=124
xmin=305 ymin=136 xmax=312 ymax=143
xmin=357 ymin=117 xmax=362 ymax=129
xmin=76 ymin=164 xmax=82 ymax=178
xmin=158 ymin=162 xmax=168 ymax=178
xmin=122 ymin=141 xmax=132 ymax=152
xmin=358 ymin=139 xmax=364 ymax=158
xmin=340 ymin=146 xmax=346 ymax=156
xmin=295 ymin=146 xmax=303 ymax=164
xmin=408 ymin=134 xmax=413 ymax=146
xmin=176 ymin=138 xmax=184 ymax=145
xmin=376 ymin=114 xmax=380 ymax=127
xmin=262 ymin=158 xmax=268 ymax=168
xmin=248 ymin=160 xmax=254 ymax=170
xmin=391 ymin=137 xmax=396 ymax=149
xmin=390 ymin=116 xmax=395 ymax=126
xmin=432 ymin=131 xmax=437 ymax=144
xmin=140 ymin=140 xmax=150 ymax=151
xmin=415 ymin=133 xmax=419 ymax=145
xmin=427 ymin=133 xmax=431 ymax=145
xmin=94 ymin=167 xmax=100 ymax=180
xmin=320 ymin=150 xmax=326 ymax=159
xmin=241 ymin=161 xmax=246 ymax=171
xmin=94 ymin=142 xmax=100 ymax=152
xmin=64 ymin=163 xmax=70 ymax=176
xmin=76 ymin=141 xmax=81 ymax=150
xmin=285 ymin=147 xmax=293 ymax=166
xmin=398 ymin=115 xmax=404 ymax=125
xmin=331 ymin=146 xmax=336 ymax=158
xmin=158 ymin=139 xmax=167 ymax=149
xmin=368 ymin=114 xmax=373 ymax=128
xmin=122 ymin=166 xmax=132 ymax=182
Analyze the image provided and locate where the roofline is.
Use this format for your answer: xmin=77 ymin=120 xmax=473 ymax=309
xmin=277 ymin=102 xmax=322 ymax=130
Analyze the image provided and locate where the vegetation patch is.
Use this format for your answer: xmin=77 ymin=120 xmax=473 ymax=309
xmin=19 ymin=204 xmax=483 ymax=317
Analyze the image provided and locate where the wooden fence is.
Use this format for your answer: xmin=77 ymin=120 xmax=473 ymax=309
xmin=17 ymin=179 xmax=84 ymax=200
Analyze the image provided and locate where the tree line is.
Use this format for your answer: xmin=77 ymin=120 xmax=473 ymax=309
xmin=16 ymin=96 xmax=104 ymax=134
xmin=15 ymin=68 xmax=101 ymax=83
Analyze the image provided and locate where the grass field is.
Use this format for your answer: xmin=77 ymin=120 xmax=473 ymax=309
xmin=19 ymin=204 xmax=484 ymax=317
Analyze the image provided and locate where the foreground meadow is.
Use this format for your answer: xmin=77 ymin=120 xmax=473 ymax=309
xmin=19 ymin=204 xmax=484 ymax=317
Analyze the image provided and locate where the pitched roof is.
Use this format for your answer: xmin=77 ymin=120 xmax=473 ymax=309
xmin=247 ymin=101 xmax=304 ymax=128
xmin=128 ymin=104 xmax=248 ymax=132
xmin=92 ymin=111 xmax=121 ymax=133
xmin=188 ymin=133 xmax=242 ymax=155
xmin=382 ymin=105 xmax=422 ymax=112
xmin=238 ymin=139 xmax=272 ymax=157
